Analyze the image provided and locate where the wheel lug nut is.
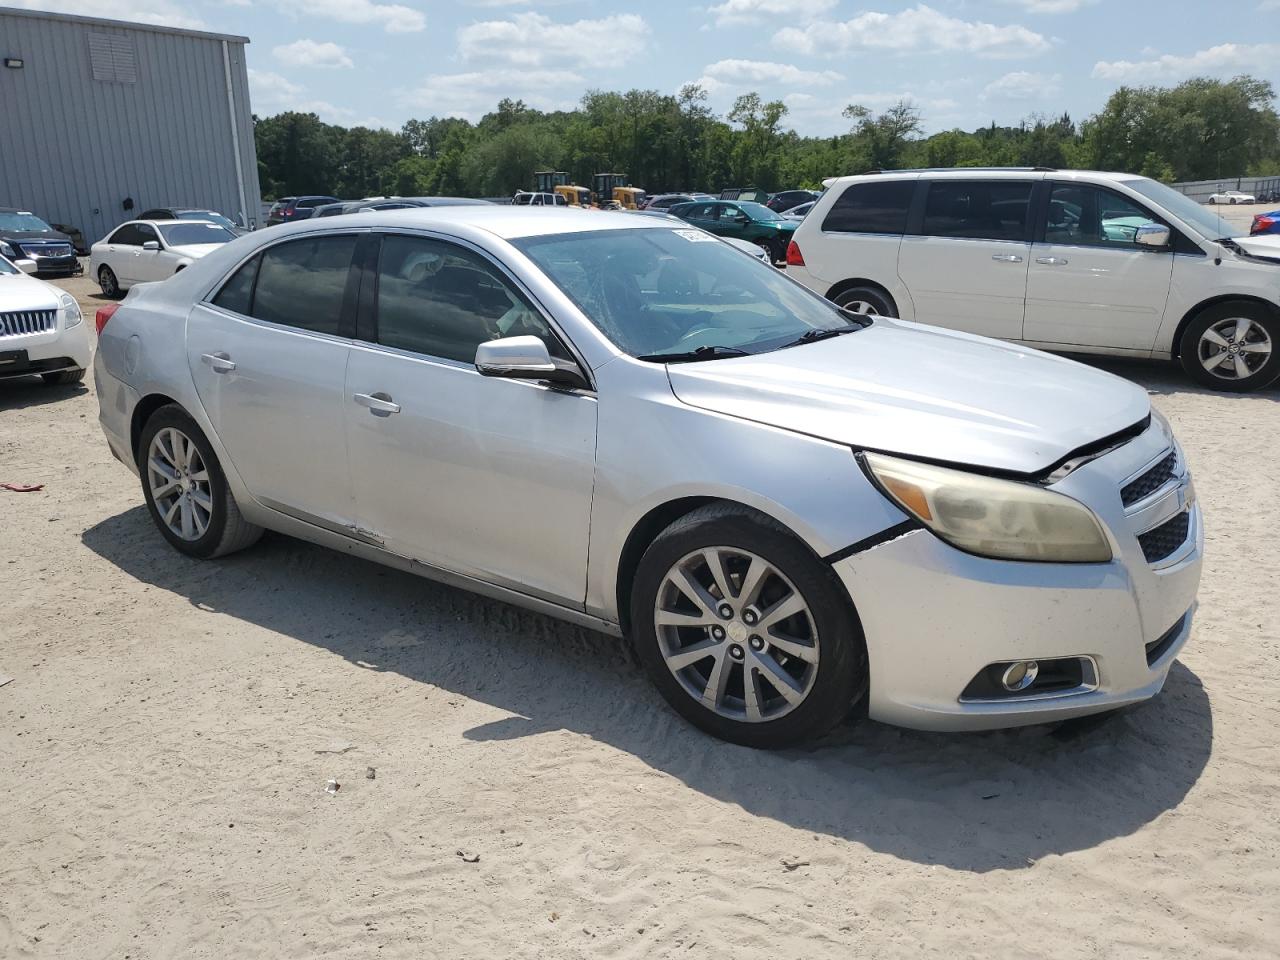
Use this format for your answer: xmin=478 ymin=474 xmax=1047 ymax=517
xmin=711 ymin=626 xmax=726 ymax=640
xmin=749 ymin=636 xmax=764 ymax=651
xmin=742 ymin=608 xmax=758 ymax=626
xmin=729 ymin=644 xmax=744 ymax=661
xmin=718 ymin=604 xmax=733 ymax=619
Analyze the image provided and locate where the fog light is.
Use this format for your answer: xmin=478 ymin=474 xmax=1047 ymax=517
xmin=1000 ymin=660 xmax=1039 ymax=692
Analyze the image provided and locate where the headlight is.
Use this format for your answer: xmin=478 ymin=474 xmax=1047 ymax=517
xmin=863 ymin=452 xmax=1112 ymax=563
xmin=60 ymin=292 xmax=82 ymax=327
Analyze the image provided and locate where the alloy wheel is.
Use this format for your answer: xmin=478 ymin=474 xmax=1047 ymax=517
xmin=841 ymin=299 xmax=879 ymax=316
xmin=1198 ymin=316 xmax=1272 ymax=381
xmin=653 ymin=547 xmax=820 ymax=723
xmin=147 ymin=427 xmax=213 ymax=541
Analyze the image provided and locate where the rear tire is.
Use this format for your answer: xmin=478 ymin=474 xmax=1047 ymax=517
xmin=630 ymin=503 xmax=867 ymax=748
xmin=138 ymin=404 xmax=263 ymax=559
xmin=41 ymin=368 xmax=86 ymax=385
xmin=832 ymin=285 xmax=896 ymax=318
xmin=1178 ymin=301 xmax=1279 ymax=392
xmin=98 ymin=265 xmax=121 ymax=299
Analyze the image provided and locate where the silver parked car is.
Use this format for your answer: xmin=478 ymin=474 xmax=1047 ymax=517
xmin=94 ymin=208 xmax=1203 ymax=747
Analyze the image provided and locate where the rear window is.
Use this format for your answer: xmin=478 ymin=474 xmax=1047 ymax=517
xmin=250 ymin=235 xmax=357 ymax=335
xmin=822 ymin=181 xmax=914 ymax=235
xmin=921 ymin=181 xmax=1032 ymax=242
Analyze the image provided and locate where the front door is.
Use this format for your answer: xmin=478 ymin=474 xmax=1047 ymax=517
xmin=344 ymin=232 xmax=597 ymax=606
xmin=896 ymin=179 xmax=1034 ymax=340
xmin=186 ymin=233 xmax=361 ymax=532
xmin=1024 ymin=182 xmax=1174 ymax=351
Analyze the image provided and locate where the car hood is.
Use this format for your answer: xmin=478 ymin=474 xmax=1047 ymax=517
xmin=166 ymin=243 xmax=227 ymax=258
xmin=0 ymin=271 xmax=61 ymax=310
xmin=1232 ymin=233 xmax=1280 ymax=259
xmin=665 ymin=318 xmax=1151 ymax=475
xmin=1 ymin=229 xmax=73 ymax=244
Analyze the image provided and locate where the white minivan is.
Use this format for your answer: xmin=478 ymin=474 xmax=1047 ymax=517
xmin=786 ymin=169 xmax=1280 ymax=391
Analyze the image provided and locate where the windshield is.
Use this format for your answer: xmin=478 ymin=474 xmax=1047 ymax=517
xmin=1123 ymin=178 xmax=1234 ymax=239
xmin=0 ymin=212 xmax=53 ymax=233
xmin=736 ymin=201 xmax=783 ymax=222
xmin=513 ymin=227 xmax=853 ymax=359
xmin=157 ymin=222 xmax=237 ymax=246
xmin=178 ymin=211 xmax=236 ymax=230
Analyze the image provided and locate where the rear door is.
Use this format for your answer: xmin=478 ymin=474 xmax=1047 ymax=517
xmin=343 ymin=231 xmax=597 ymax=605
xmin=103 ymin=224 xmax=141 ymax=284
xmin=896 ymin=178 xmax=1034 ymax=340
xmin=186 ymin=232 xmax=361 ymax=533
xmin=1023 ymin=181 xmax=1174 ymax=351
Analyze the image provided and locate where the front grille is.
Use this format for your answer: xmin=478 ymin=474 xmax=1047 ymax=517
xmin=1122 ymin=451 xmax=1177 ymax=507
xmin=0 ymin=309 xmax=56 ymax=337
xmin=1145 ymin=613 xmax=1187 ymax=666
xmin=20 ymin=242 xmax=74 ymax=258
xmin=1137 ymin=511 xmax=1190 ymax=563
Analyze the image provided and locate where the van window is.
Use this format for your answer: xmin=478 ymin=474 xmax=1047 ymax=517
xmin=822 ymin=180 xmax=914 ymax=235
xmin=1045 ymin=184 xmax=1156 ymax=248
xmin=921 ymin=181 xmax=1032 ymax=242
xmin=251 ymin=235 xmax=357 ymax=335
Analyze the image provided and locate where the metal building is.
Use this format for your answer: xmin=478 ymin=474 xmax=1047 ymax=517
xmin=0 ymin=6 xmax=261 ymax=245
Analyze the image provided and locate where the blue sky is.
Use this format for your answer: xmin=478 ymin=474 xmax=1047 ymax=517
xmin=14 ymin=0 xmax=1280 ymax=134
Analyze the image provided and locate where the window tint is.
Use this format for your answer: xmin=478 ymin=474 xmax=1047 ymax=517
xmin=922 ymin=181 xmax=1031 ymax=241
xmin=212 ymin=256 xmax=259 ymax=315
xmin=109 ymin=224 xmax=144 ymax=245
xmin=684 ymin=203 xmax=717 ymax=219
xmin=822 ymin=180 xmax=914 ymax=234
xmin=135 ymin=224 xmax=159 ymax=244
xmin=298 ymin=198 xmax=335 ymax=209
xmin=1045 ymin=184 xmax=1157 ymax=248
xmin=139 ymin=209 xmax=170 ymax=220
xmin=375 ymin=235 xmax=560 ymax=364
xmin=251 ymin=235 xmax=357 ymax=335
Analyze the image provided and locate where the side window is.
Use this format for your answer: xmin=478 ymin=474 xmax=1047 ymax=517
xmin=251 ymin=235 xmax=357 ymax=335
xmin=922 ymin=181 xmax=1032 ymax=241
xmin=822 ymin=180 xmax=914 ymax=235
xmin=109 ymin=224 xmax=142 ymax=245
xmin=375 ymin=235 xmax=561 ymax=364
xmin=1045 ymin=184 xmax=1157 ymax=248
xmin=212 ymin=256 xmax=259 ymax=315
xmin=135 ymin=224 xmax=159 ymax=245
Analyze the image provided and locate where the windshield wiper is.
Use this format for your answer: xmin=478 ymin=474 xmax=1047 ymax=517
xmin=780 ymin=326 xmax=862 ymax=349
xmin=637 ymin=345 xmax=753 ymax=363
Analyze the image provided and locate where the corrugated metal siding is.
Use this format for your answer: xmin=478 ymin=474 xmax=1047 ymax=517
xmin=0 ymin=10 xmax=262 ymax=244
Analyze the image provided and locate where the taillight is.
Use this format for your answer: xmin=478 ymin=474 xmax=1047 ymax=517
xmin=1252 ymin=215 xmax=1275 ymax=235
xmin=95 ymin=303 xmax=120 ymax=335
xmin=786 ymin=240 xmax=805 ymax=267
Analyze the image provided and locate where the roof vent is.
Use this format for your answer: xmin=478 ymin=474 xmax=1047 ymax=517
xmin=89 ymin=33 xmax=137 ymax=84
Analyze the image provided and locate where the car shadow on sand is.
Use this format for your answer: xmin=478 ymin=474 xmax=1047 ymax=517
xmin=0 ymin=376 xmax=88 ymax=410
xmin=83 ymin=506 xmax=1213 ymax=874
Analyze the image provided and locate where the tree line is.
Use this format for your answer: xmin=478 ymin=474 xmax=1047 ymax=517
xmin=254 ymin=75 xmax=1280 ymax=201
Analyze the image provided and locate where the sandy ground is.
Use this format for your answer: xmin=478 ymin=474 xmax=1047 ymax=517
xmin=1 ymin=274 xmax=1279 ymax=960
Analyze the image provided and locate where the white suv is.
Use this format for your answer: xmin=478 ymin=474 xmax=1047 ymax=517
xmin=0 ymin=255 xmax=90 ymax=386
xmin=786 ymin=169 xmax=1280 ymax=391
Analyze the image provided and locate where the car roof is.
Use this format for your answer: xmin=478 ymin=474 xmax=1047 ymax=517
xmin=286 ymin=205 xmax=677 ymax=241
xmin=821 ymin=168 xmax=1144 ymax=188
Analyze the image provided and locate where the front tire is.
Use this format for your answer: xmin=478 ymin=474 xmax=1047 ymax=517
xmin=138 ymin=405 xmax=263 ymax=559
xmin=41 ymin=368 xmax=86 ymax=386
xmin=631 ymin=504 xmax=867 ymax=748
xmin=1179 ymin=301 xmax=1279 ymax=392
xmin=98 ymin=265 xmax=121 ymax=299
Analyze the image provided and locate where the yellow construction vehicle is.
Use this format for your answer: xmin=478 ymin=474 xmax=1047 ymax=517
xmin=554 ymin=184 xmax=592 ymax=207
xmin=613 ymin=186 xmax=646 ymax=210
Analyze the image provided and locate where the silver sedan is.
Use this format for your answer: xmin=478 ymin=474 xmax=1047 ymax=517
xmin=94 ymin=208 xmax=1203 ymax=747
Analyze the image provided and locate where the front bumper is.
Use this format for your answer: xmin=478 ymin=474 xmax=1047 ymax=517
xmin=0 ymin=318 xmax=92 ymax=380
xmin=836 ymin=419 xmax=1203 ymax=731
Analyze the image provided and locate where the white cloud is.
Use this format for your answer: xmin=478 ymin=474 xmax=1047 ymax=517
xmin=982 ymin=70 xmax=1061 ymax=101
xmin=402 ymin=69 xmax=584 ymax=120
xmin=272 ymin=39 xmax=354 ymax=69
xmin=1261 ymin=0 xmax=1280 ymax=10
xmin=778 ymin=4 xmax=1051 ymax=59
xmin=277 ymin=0 xmax=424 ymax=33
xmin=7 ymin=0 xmax=204 ymax=28
xmin=1003 ymin=0 xmax=1096 ymax=12
xmin=249 ymin=68 xmax=305 ymax=106
xmin=458 ymin=12 xmax=648 ymax=68
xmin=1092 ymin=43 xmax=1280 ymax=82
xmin=706 ymin=0 xmax=836 ymax=26
xmin=697 ymin=59 xmax=843 ymax=91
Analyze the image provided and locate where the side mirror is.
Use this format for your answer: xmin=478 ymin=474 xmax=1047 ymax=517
xmin=142 ymin=240 xmax=160 ymax=251
xmin=15 ymin=258 xmax=37 ymax=274
xmin=475 ymin=336 xmax=590 ymax=389
xmin=1134 ymin=222 xmax=1171 ymax=249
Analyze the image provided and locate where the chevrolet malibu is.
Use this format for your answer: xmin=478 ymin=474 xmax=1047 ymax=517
xmin=93 ymin=209 xmax=1203 ymax=747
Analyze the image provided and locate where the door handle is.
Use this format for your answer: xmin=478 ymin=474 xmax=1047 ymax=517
xmin=353 ymin=392 xmax=401 ymax=416
xmin=201 ymin=352 xmax=236 ymax=373
xmin=991 ymin=254 xmax=1024 ymax=262
xmin=1036 ymin=256 xmax=1069 ymax=266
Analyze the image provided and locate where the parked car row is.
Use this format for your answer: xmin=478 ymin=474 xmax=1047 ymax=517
xmin=91 ymin=205 xmax=1204 ymax=747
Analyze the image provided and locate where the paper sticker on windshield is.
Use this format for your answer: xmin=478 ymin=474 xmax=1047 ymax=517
xmin=673 ymin=229 xmax=719 ymax=243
